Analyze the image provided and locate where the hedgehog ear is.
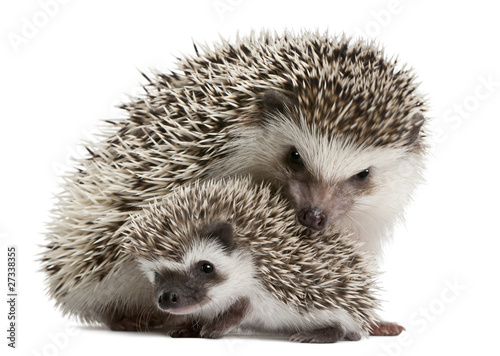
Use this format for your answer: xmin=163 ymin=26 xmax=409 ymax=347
xmin=200 ymin=221 xmax=234 ymax=252
xmin=406 ymin=112 xmax=425 ymax=146
xmin=257 ymin=89 xmax=294 ymax=122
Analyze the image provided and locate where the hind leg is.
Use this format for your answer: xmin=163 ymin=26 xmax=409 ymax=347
xmin=369 ymin=321 xmax=405 ymax=336
xmin=108 ymin=313 xmax=167 ymax=331
xmin=290 ymin=325 xmax=361 ymax=343
xmin=108 ymin=312 xmax=186 ymax=332
xmin=109 ymin=317 xmax=146 ymax=331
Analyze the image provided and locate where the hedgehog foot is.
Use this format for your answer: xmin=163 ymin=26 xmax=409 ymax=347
xmin=109 ymin=317 xmax=144 ymax=332
xmin=369 ymin=321 xmax=405 ymax=336
xmin=199 ymin=301 xmax=248 ymax=339
xmin=290 ymin=325 xmax=359 ymax=343
xmin=109 ymin=315 xmax=165 ymax=332
xmin=344 ymin=331 xmax=362 ymax=341
xmin=169 ymin=324 xmax=202 ymax=338
xmin=170 ymin=298 xmax=249 ymax=339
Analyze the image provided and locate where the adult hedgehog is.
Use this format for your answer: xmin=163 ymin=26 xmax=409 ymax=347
xmin=42 ymin=30 xmax=426 ymax=333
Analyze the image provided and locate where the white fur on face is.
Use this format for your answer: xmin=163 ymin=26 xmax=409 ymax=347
xmin=183 ymin=240 xmax=258 ymax=320
xmin=211 ymin=114 xmax=424 ymax=255
xmin=138 ymin=240 xmax=258 ymax=320
xmin=137 ymin=258 xmax=185 ymax=284
xmin=280 ymin=116 xmax=424 ymax=253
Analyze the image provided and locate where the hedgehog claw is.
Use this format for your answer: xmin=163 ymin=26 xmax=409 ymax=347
xmin=169 ymin=325 xmax=202 ymax=338
xmin=169 ymin=326 xmax=225 ymax=339
xmin=200 ymin=329 xmax=225 ymax=339
xmin=169 ymin=329 xmax=202 ymax=338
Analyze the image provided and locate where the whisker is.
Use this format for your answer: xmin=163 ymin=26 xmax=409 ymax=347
xmin=345 ymin=213 xmax=368 ymax=234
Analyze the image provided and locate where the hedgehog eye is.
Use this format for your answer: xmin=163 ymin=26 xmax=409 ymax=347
xmin=154 ymin=271 xmax=160 ymax=281
xmin=353 ymin=168 xmax=370 ymax=180
xmin=200 ymin=263 xmax=214 ymax=274
xmin=288 ymin=147 xmax=303 ymax=166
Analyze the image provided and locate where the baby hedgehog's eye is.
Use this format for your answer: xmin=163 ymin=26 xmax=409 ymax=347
xmin=354 ymin=168 xmax=370 ymax=180
xmin=200 ymin=263 xmax=214 ymax=274
xmin=288 ymin=147 xmax=303 ymax=165
xmin=154 ymin=271 xmax=160 ymax=281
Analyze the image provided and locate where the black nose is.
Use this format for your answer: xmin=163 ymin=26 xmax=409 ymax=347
xmin=158 ymin=291 xmax=179 ymax=310
xmin=298 ymin=208 xmax=327 ymax=230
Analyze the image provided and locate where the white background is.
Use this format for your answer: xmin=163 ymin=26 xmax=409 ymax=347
xmin=1 ymin=1 xmax=499 ymax=355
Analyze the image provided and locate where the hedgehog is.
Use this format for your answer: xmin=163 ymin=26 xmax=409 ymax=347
xmin=122 ymin=176 xmax=380 ymax=342
xmin=42 ymin=30 xmax=426 ymax=333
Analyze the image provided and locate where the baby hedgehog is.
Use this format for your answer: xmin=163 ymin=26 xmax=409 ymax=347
xmin=42 ymin=30 xmax=425 ymax=333
xmin=124 ymin=177 xmax=380 ymax=343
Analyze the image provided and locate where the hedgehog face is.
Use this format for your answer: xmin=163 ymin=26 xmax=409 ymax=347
xmin=136 ymin=222 xmax=256 ymax=318
xmin=279 ymin=138 xmax=419 ymax=234
xmin=282 ymin=144 xmax=374 ymax=230
xmin=270 ymin=125 xmax=408 ymax=230
xmin=151 ymin=256 xmax=224 ymax=315
xmin=214 ymin=89 xmax=424 ymax=244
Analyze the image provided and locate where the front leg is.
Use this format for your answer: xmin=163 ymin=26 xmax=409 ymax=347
xmin=170 ymin=298 xmax=249 ymax=339
xmin=200 ymin=298 xmax=249 ymax=338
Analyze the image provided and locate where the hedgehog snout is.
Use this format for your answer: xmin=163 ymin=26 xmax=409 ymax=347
xmin=158 ymin=291 xmax=179 ymax=310
xmin=298 ymin=207 xmax=327 ymax=231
